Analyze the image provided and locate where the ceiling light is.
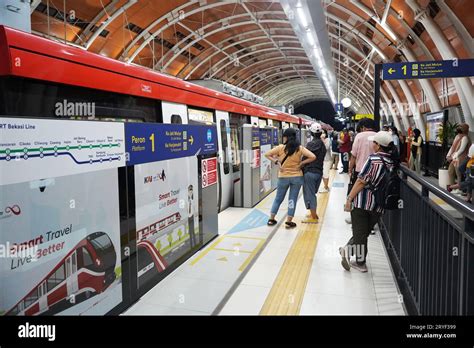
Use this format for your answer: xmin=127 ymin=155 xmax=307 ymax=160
xmin=341 ymin=97 xmax=352 ymax=108
xmin=297 ymin=7 xmax=308 ymax=28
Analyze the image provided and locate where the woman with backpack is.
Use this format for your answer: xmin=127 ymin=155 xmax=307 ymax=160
xmin=409 ymin=128 xmax=423 ymax=174
xmin=339 ymin=131 xmax=399 ymax=273
xmin=265 ymin=128 xmax=316 ymax=229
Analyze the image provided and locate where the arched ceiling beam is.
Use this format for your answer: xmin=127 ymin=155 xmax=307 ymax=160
xmin=209 ymin=45 xmax=305 ymax=80
xmin=254 ymin=75 xmax=325 ymax=95
xmin=214 ymin=55 xmax=310 ymax=85
xmin=181 ymin=31 xmax=297 ymax=78
xmin=122 ymin=0 xmax=225 ymax=62
xmin=155 ymin=14 xmax=288 ymax=70
xmin=254 ymin=73 xmax=324 ymax=96
xmin=325 ymin=12 xmax=387 ymax=60
xmin=75 ymin=0 xmax=120 ymax=45
xmin=244 ymin=66 xmax=315 ymax=91
xmin=85 ymin=0 xmax=138 ymax=50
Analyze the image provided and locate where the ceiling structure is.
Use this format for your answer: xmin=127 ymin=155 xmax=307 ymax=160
xmin=29 ymin=0 xmax=474 ymax=130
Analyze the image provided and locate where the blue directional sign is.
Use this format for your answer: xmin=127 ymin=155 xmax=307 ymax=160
xmin=125 ymin=123 xmax=217 ymax=165
xmin=382 ymin=59 xmax=474 ymax=80
xmin=260 ymin=128 xmax=272 ymax=146
xmin=335 ymin=103 xmax=343 ymax=112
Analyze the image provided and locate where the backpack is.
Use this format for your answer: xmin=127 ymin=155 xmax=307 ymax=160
xmin=367 ymin=156 xmax=400 ymax=210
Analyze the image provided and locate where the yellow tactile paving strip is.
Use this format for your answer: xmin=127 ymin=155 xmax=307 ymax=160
xmin=259 ymin=171 xmax=336 ymax=315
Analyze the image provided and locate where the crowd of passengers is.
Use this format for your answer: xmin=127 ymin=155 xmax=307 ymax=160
xmin=264 ymin=118 xmax=473 ymax=273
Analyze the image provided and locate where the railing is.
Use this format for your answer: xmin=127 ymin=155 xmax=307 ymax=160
xmin=379 ymin=165 xmax=474 ymax=315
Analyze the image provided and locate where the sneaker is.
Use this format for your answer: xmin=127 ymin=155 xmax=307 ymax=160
xmin=452 ymin=189 xmax=463 ymax=195
xmin=302 ymin=217 xmax=318 ymax=224
xmin=350 ymin=261 xmax=368 ymax=273
xmin=345 ymin=217 xmax=352 ymax=224
xmin=319 ymin=187 xmax=329 ymax=193
xmin=339 ymin=247 xmax=350 ymax=271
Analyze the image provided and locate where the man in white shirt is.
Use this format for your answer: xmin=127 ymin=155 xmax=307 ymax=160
xmin=446 ymin=123 xmax=471 ymax=192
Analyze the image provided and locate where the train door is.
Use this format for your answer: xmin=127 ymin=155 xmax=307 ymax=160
xmin=38 ymin=281 xmax=48 ymax=313
xmin=215 ymin=110 xmax=232 ymax=212
xmin=65 ymin=252 xmax=79 ymax=295
xmin=162 ymin=101 xmax=188 ymax=124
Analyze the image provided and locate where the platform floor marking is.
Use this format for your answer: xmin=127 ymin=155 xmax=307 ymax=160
xmin=259 ymin=171 xmax=335 ymax=315
xmin=189 ymin=234 xmax=265 ymax=272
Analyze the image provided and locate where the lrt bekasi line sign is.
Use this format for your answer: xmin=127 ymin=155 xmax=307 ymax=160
xmin=382 ymin=59 xmax=474 ymax=80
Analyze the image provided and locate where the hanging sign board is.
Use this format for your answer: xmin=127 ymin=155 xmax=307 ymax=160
xmin=382 ymin=59 xmax=474 ymax=80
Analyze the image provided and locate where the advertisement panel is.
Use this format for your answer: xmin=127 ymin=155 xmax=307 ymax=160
xmin=0 ymin=169 xmax=122 ymax=316
xmin=259 ymin=129 xmax=272 ymax=196
xmin=425 ymin=111 xmax=445 ymax=145
xmin=0 ymin=118 xmax=125 ymax=186
xmin=134 ymin=157 xmax=199 ymax=288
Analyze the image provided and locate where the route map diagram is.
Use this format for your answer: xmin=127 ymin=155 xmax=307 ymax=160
xmin=0 ymin=118 xmax=125 ymax=185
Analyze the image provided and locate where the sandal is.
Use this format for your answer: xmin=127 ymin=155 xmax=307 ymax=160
xmin=267 ymin=219 xmax=277 ymax=226
xmin=285 ymin=221 xmax=297 ymax=229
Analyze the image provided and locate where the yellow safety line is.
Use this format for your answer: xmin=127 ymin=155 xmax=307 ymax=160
xmin=239 ymin=238 xmax=266 ymax=272
xmin=213 ymin=248 xmax=253 ymax=254
xmin=259 ymin=171 xmax=336 ymax=315
xmin=189 ymin=236 xmax=225 ymax=266
xmin=225 ymin=235 xmax=265 ymax=241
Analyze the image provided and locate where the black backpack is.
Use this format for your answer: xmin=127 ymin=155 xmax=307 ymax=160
xmin=367 ymin=157 xmax=401 ymax=210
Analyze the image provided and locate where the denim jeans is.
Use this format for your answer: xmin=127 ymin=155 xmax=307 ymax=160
xmin=270 ymin=176 xmax=303 ymax=217
xmin=303 ymin=171 xmax=323 ymax=211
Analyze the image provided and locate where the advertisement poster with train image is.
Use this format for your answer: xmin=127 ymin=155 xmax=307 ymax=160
xmin=0 ymin=169 xmax=122 ymax=316
xmin=134 ymin=157 xmax=199 ymax=288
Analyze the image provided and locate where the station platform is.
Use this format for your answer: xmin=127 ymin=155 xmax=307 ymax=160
xmin=124 ymin=168 xmax=406 ymax=316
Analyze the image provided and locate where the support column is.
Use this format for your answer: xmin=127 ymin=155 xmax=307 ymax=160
xmin=406 ymin=0 xmax=474 ymax=129
xmin=374 ymin=63 xmax=381 ymax=131
xmin=397 ymin=39 xmax=442 ymax=113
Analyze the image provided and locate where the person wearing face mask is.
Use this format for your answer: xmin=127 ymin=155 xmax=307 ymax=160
xmin=388 ymin=126 xmax=400 ymax=154
xmin=339 ymin=131 xmax=398 ymax=272
xmin=265 ymin=128 xmax=316 ymax=229
xmin=446 ymin=123 xmax=471 ymax=192
xmin=319 ymin=129 xmax=332 ymax=193
xmin=409 ymin=128 xmax=423 ymax=174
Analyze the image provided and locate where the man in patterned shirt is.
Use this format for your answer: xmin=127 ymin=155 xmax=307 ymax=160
xmin=339 ymin=131 xmax=398 ymax=273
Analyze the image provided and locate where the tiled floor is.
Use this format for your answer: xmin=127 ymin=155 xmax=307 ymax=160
xmin=124 ymin=170 xmax=406 ymax=316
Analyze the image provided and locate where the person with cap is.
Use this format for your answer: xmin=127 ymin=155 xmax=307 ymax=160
xmin=446 ymin=123 xmax=471 ymax=192
xmin=339 ymin=131 xmax=398 ymax=273
xmin=302 ymin=122 xmax=326 ymax=223
xmin=265 ymin=128 xmax=316 ymax=229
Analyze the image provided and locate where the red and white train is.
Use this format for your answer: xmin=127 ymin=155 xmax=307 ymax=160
xmin=0 ymin=25 xmax=312 ymax=212
xmin=6 ymin=232 xmax=117 ymax=316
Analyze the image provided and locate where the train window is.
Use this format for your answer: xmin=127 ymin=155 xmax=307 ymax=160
xmin=47 ymin=264 xmax=66 ymax=292
xmin=82 ymin=247 xmax=94 ymax=267
xmin=230 ymin=126 xmax=240 ymax=172
xmin=24 ymin=289 xmax=39 ymax=308
xmin=89 ymin=233 xmax=113 ymax=252
xmin=188 ymin=108 xmax=214 ymax=124
xmin=259 ymin=119 xmax=267 ymax=128
xmin=171 ymin=114 xmax=182 ymax=124
xmin=0 ymin=76 xmax=161 ymax=123
xmin=220 ymin=120 xmax=230 ymax=174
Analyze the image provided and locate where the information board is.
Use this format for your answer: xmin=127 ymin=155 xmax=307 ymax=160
xmin=125 ymin=123 xmax=217 ymax=165
xmin=202 ymin=157 xmax=218 ymax=188
xmin=382 ymin=59 xmax=474 ymax=80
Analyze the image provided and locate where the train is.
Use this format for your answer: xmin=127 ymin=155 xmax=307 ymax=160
xmin=6 ymin=232 xmax=117 ymax=316
xmin=0 ymin=25 xmax=312 ymax=212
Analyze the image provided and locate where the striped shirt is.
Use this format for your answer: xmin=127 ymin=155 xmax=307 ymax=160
xmin=353 ymin=152 xmax=394 ymax=213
